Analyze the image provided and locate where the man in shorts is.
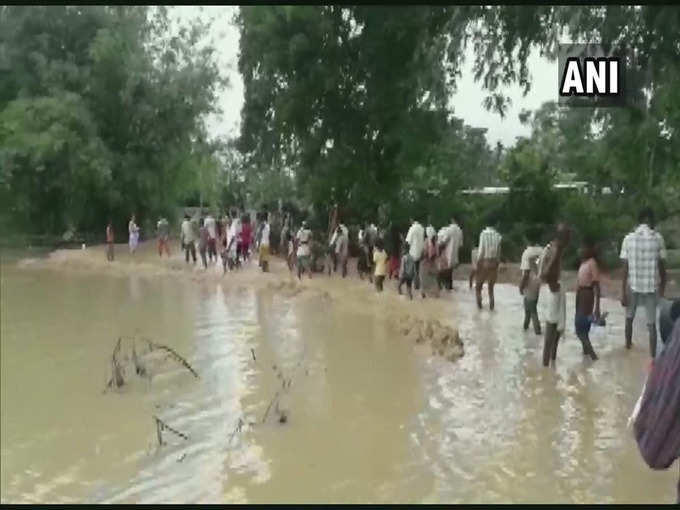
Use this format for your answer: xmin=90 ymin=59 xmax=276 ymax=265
xmin=157 ymin=217 xmax=170 ymax=257
xmin=539 ymin=223 xmax=570 ymax=367
xmin=296 ymin=221 xmax=313 ymax=279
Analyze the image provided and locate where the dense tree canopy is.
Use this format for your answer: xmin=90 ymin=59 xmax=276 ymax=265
xmin=1 ymin=5 xmax=678 ymax=254
xmin=0 ymin=6 xmax=226 ymax=236
xmin=237 ymin=5 xmax=679 ymax=255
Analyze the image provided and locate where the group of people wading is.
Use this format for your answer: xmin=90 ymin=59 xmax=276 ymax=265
xmin=107 ymin=206 xmax=671 ymax=372
xmin=325 ymin=206 xmax=671 ymax=372
xmin=104 ymin=205 xmax=678 ymax=500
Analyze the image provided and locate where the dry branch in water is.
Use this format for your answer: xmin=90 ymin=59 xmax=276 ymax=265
xmin=261 ymin=346 xmax=306 ymax=424
xmin=104 ymin=337 xmax=125 ymax=392
xmin=144 ymin=339 xmax=199 ymax=379
xmin=228 ymin=417 xmax=245 ymax=444
xmin=132 ymin=341 xmax=147 ymax=377
xmin=261 ymin=391 xmax=281 ymax=424
xmin=154 ymin=415 xmax=189 ymax=445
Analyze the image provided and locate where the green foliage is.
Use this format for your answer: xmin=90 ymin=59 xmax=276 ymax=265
xmin=237 ymin=6 xmax=499 ymax=223
xmin=0 ymin=92 xmax=111 ymax=233
xmin=0 ymin=6 xmax=226 ymax=237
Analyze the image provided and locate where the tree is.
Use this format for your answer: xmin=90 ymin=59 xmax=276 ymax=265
xmin=237 ymin=6 xmax=501 ymax=224
xmin=0 ymin=6 xmax=226 ymax=236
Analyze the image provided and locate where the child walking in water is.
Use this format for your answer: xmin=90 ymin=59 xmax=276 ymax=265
xmin=373 ymin=239 xmax=388 ymax=292
xmin=574 ymin=239 xmax=601 ymax=361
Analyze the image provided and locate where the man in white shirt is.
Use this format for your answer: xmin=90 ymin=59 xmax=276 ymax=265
xmin=231 ymin=211 xmax=242 ymax=261
xmin=180 ymin=214 xmax=197 ymax=264
xmin=258 ymin=212 xmax=271 ymax=272
xmin=519 ymin=230 xmax=545 ymax=335
xmin=296 ymin=221 xmax=313 ymax=280
xmin=621 ymin=207 xmax=667 ymax=359
xmin=476 ymin=215 xmax=502 ymax=310
xmin=405 ymin=218 xmax=425 ymax=289
xmin=438 ymin=216 xmax=463 ymax=291
xmin=330 ymin=223 xmax=349 ymax=277
xmin=204 ymin=213 xmax=217 ymax=263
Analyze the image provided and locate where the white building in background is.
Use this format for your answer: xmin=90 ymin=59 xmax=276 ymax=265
xmin=459 ymin=181 xmax=620 ymax=196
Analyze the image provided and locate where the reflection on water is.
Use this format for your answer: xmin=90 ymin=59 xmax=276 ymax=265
xmin=0 ymin=259 xmax=676 ymax=503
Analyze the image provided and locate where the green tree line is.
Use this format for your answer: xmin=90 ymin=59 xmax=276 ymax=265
xmin=1 ymin=6 xmax=678 ymax=260
xmin=0 ymin=6 xmax=226 ymax=239
xmin=236 ymin=6 xmax=679 ymax=263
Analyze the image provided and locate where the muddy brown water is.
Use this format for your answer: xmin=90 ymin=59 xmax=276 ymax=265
xmin=0 ymin=243 xmax=676 ymax=503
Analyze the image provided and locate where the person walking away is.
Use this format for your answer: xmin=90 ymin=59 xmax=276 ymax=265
xmin=520 ymin=250 xmax=543 ymax=335
xmin=327 ymin=227 xmax=338 ymax=276
xmin=387 ymin=225 xmax=401 ymax=280
xmin=231 ymin=211 xmax=243 ymax=263
xmin=660 ymin=300 xmax=680 ymax=352
xmin=254 ymin=217 xmax=264 ymax=267
xmin=420 ymin=232 xmax=440 ymax=298
xmin=280 ymin=214 xmax=290 ymax=256
xmin=405 ymin=218 xmax=425 ymax=290
xmin=367 ymin=223 xmax=378 ymax=250
xmin=367 ymin=223 xmax=379 ymax=276
xmin=296 ymin=221 xmax=313 ymax=280
xmin=574 ymin=239 xmax=601 ymax=360
xmin=259 ymin=213 xmax=271 ymax=272
xmin=216 ymin=213 xmax=224 ymax=247
xmin=220 ymin=216 xmax=230 ymax=273
xmin=519 ymin=239 xmax=544 ymax=335
xmin=157 ymin=217 xmax=170 ymax=257
xmin=398 ymin=245 xmax=415 ymax=300
xmin=286 ymin=230 xmax=296 ymax=272
xmin=539 ymin=223 xmax=571 ymax=367
xmin=205 ymin=213 xmax=217 ymax=263
xmin=181 ymin=214 xmax=197 ymax=264
xmin=632 ymin=309 xmax=680 ymax=503
xmin=373 ymin=239 xmax=388 ymax=292
xmin=438 ymin=217 xmax=463 ymax=291
xmin=621 ymin=207 xmax=667 ymax=360
xmin=475 ymin=216 xmax=502 ymax=310
xmin=469 ymin=246 xmax=478 ymax=290
xmin=336 ymin=224 xmax=349 ymax=278
xmin=198 ymin=218 xmax=209 ymax=269
xmin=227 ymin=215 xmax=241 ymax=270
xmin=106 ymin=220 xmax=115 ymax=261
xmin=128 ymin=214 xmax=140 ymax=255
xmin=240 ymin=215 xmax=252 ymax=261
xmin=357 ymin=224 xmax=373 ymax=282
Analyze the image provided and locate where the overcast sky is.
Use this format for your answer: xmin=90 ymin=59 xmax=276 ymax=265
xmin=175 ymin=6 xmax=557 ymax=148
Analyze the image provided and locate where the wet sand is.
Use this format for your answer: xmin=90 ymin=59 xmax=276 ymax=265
xmin=1 ymin=241 xmax=677 ymax=503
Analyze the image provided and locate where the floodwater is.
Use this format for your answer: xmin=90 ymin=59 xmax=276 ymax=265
xmin=1 ymin=244 xmax=676 ymax=503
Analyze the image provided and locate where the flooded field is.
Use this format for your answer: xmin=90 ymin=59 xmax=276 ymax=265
xmin=1 ymin=244 xmax=676 ymax=503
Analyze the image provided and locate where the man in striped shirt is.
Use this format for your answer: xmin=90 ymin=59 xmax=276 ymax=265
xmin=475 ymin=214 xmax=502 ymax=310
xmin=634 ymin=308 xmax=680 ymax=503
xmin=621 ymin=207 xmax=667 ymax=359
